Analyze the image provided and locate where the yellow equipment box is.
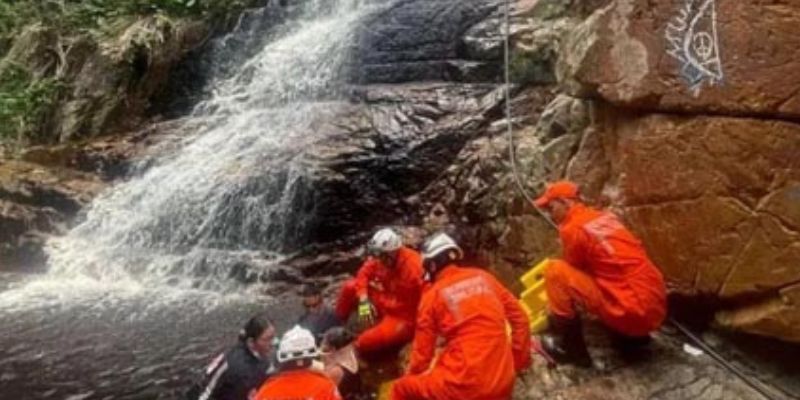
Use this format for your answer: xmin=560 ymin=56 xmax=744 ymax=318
xmin=519 ymin=258 xmax=550 ymax=333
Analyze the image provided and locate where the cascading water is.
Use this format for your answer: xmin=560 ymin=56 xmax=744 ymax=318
xmin=42 ymin=0 xmax=378 ymax=294
xmin=0 ymin=2 xmax=390 ymax=399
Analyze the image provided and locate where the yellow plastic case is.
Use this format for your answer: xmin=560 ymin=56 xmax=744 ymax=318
xmin=519 ymin=258 xmax=550 ymax=333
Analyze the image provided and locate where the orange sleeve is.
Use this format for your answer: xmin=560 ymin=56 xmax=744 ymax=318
xmin=406 ymin=291 xmax=437 ymax=375
xmin=490 ymin=273 xmax=532 ymax=372
xmin=355 ymin=258 xmax=379 ymax=298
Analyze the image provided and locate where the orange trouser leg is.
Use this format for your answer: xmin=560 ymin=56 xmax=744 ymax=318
xmin=335 ymin=279 xmax=359 ymax=322
xmin=355 ymin=315 xmax=414 ymax=354
xmin=544 ymin=259 xmax=604 ymax=319
xmin=390 ymin=375 xmax=436 ymax=400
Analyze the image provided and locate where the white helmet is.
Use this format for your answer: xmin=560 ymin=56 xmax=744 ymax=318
xmin=277 ymin=325 xmax=319 ymax=363
xmin=421 ymin=232 xmax=463 ymax=261
xmin=367 ymin=228 xmax=402 ymax=255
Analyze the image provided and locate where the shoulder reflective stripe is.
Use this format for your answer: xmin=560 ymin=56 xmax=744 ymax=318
xmin=206 ymin=352 xmax=226 ymax=375
xmin=582 ymin=213 xmax=623 ymax=255
xmin=199 ymin=361 xmax=229 ymax=400
xmin=441 ymin=275 xmax=491 ymax=319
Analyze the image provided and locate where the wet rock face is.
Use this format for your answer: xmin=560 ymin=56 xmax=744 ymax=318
xmin=0 ymin=121 xmax=186 ymax=270
xmin=561 ymin=0 xmax=800 ymax=118
xmin=353 ymin=0 xmax=503 ymax=83
xmin=0 ymin=161 xmax=104 ymax=268
xmin=291 ymin=83 xmax=506 ymax=250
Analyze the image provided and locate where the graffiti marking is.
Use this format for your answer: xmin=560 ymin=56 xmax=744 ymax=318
xmin=664 ymin=0 xmax=724 ymax=96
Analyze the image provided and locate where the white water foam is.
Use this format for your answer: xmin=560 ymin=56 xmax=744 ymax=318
xmin=3 ymin=0 xmax=384 ymax=308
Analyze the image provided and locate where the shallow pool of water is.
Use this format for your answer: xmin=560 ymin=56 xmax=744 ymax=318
xmin=0 ymin=272 xmax=299 ymax=400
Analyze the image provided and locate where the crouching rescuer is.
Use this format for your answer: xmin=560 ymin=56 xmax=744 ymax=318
xmin=391 ymin=233 xmax=531 ymax=400
xmin=335 ymin=228 xmax=425 ymax=356
xmin=533 ymin=180 xmax=667 ymax=365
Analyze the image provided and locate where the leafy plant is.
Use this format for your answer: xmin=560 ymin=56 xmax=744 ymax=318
xmin=0 ymin=64 xmax=64 ymax=143
xmin=0 ymin=0 xmax=257 ymax=145
xmin=0 ymin=0 xmax=256 ymax=36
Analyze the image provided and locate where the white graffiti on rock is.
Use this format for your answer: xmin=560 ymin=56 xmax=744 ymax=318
xmin=664 ymin=0 xmax=724 ymax=96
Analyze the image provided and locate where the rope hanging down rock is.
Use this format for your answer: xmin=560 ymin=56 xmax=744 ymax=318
xmin=501 ymin=0 xmax=555 ymax=229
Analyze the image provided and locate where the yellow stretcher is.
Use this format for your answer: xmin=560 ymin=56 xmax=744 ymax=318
xmin=519 ymin=258 xmax=550 ymax=333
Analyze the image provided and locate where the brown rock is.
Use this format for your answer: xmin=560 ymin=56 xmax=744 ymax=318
xmin=536 ymin=94 xmax=591 ymax=180
xmin=0 ymin=160 xmax=105 ymax=268
xmin=716 ymin=283 xmax=800 ymax=343
xmin=566 ymin=106 xmax=800 ymax=341
xmin=55 ymin=17 xmax=211 ymax=142
xmin=1 ymin=16 xmax=211 ymax=145
xmin=560 ymin=0 xmax=800 ymax=119
xmin=407 ymin=87 xmax=563 ymax=288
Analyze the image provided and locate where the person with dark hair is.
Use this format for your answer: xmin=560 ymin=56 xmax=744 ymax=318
xmin=253 ymin=326 xmax=342 ymax=400
xmin=320 ymin=327 xmax=361 ymax=398
xmin=186 ymin=313 xmax=277 ymax=400
xmin=297 ymin=283 xmax=342 ymax=343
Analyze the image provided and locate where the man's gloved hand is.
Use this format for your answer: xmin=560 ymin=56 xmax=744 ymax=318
xmin=357 ymin=299 xmax=376 ymax=328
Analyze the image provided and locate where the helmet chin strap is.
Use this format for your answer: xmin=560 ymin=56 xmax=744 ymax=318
xmin=422 ymin=261 xmax=435 ymax=282
xmin=423 ymin=251 xmax=458 ymax=282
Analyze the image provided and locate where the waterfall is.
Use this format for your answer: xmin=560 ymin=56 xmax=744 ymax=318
xmin=43 ymin=0 xmax=378 ymax=293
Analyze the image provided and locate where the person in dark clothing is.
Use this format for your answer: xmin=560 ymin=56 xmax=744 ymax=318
xmin=186 ymin=313 xmax=277 ymax=400
xmin=321 ymin=327 xmax=362 ymax=400
xmin=297 ymin=283 xmax=342 ymax=343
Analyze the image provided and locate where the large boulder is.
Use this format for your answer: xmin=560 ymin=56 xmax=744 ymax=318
xmin=559 ymin=0 xmax=800 ymax=119
xmin=0 ymin=16 xmax=211 ymax=144
xmin=565 ymin=105 xmax=800 ymax=342
xmin=58 ymin=17 xmax=210 ymax=142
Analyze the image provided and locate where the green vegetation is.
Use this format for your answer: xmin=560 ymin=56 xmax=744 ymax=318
xmin=0 ymin=0 xmax=253 ymax=37
xmin=0 ymin=64 xmax=64 ymax=143
xmin=0 ymin=0 xmax=258 ymax=146
xmin=509 ymin=50 xmax=556 ymax=86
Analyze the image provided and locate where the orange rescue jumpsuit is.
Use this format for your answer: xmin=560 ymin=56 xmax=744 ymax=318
xmin=546 ymin=203 xmax=667 ymax=337
xmin=391 ymin=265 xmax=531 ymax=400
xmin=253 ymin=369 xmax=342 ymax=400
xmin=335 ymin=246 xmax=424 ymax=353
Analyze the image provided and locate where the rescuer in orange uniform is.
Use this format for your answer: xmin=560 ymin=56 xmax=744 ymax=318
xmin=335 ymin=228 xmax=425 ymax=355
xmin=390 ymin=233 xmax=531 ymax=400
xmin=534 ymin=180 xmax=667 ymax=365
xmin=253 ymin=325 xmax=342 ymax=400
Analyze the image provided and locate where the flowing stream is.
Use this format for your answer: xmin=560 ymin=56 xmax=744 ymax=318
xmin=0 ymin=1 xmax=385 ymax=398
